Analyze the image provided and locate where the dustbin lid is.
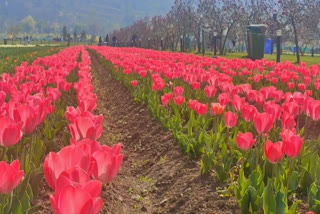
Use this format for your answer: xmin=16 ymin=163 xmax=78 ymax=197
xmin=248 ymin=24 xmax=267 ymax=29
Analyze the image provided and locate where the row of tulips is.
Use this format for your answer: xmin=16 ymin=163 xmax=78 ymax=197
xmin=44 ymin=47 xmax=123 ymax=214
xmin=89 ymin=46 xmax=320 ymax=213
xmin=0 ymin=47 xmax=82 ymax=213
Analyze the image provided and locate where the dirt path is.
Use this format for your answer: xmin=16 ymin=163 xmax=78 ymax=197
xmin=89 ymin=51 xmax=240 ymax=214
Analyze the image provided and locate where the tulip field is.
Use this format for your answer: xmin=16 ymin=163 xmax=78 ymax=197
xmin=1 ymin=44 xmax=320 ymax=213
xmin=87 ymin=46 xmax=320 ymax=214
xmin=0 ymin=46 xmax=123 ymax=213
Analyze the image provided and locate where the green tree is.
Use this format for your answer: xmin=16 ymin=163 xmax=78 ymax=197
xmin=80 ymin=30 xmax=87 ymax=42
xmin=62 ymin=26 xmax=68 ymax=41
xmin=21 ymin=15 xmax=36 ymax=33
xmin=73 ymin=29 xmax=77 ymax=42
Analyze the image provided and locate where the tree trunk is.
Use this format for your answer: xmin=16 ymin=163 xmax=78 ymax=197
xmin=221 ymin=25 xmax=232 ymax=55
xmin=197 ymin=25 xmax=201 ymax=53
xmin=291 ymin=16 xmax=300 ymax=64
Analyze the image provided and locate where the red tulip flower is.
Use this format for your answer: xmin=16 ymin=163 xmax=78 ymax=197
xmin=191 ymin=82 xmax=200 ymax=90
xmin=0 ymin=91 xmax=6 ymax=106
xmin=224 ymin=111 xmax=237 ymax=128
xmin=264 ymin=102 xmax=282 ymax=121
xmin=174 ymin=96 xmax=185 ymax=105
xmin=161 ymin=93 xmax=173 ymax=106
xmin=15 ymin=104 xmax=39 ymax=134
xmin=50 ymin=176 xmax=103 ymax=214
xmin=218 ymin=93 xmax=230 ymax=106
xmin=304 ymin=76 xmax=311 ymax=85
xmin=173 ymin=86 xmax=184 ymax=96
xmin=92 ymin=144 xmax=123 ymax=184
xmin=0 ymin=160 xmax=24 ymax=194
xmin=188 ymin=99 xmax=198 ymax=111
xmin=44 ymin=145 xmax=93 ymax=189
xmin=204 ymin=86 xmax=217 ymax=98
xmin=281 ymin=112 xmax=296 ymax=130
xmin=254 ymin=113 xmax=274 ymax=135
xmin=130 ymin=80 xmax=138 ymax=87
xmin=46 ymin=87 xmax=61 ymax=103
xmin=298 ymin=83 xmax=306 ymax=92
xmin=306 ymin=99 xmax=320 ymax=120
xmin=282 ymin=134 xmax=303 ymax=158
xmin=69 ymin=116 xmax=103 ymax=142
xmin=305 ymin=90 xmax=312 ymax=97
xmin=241 ymin=104 xmax=257 ymax=122
xmin=139 ymin=70 xmax=147 ymax=78
xmin=255 ymin=93 xmax=265 ymax=106
xmin=236 ymin=132 xmax=256 ymax=151
xmin=265 ymin=140 xmax=283 ymax=164
xmin=246 ymin=90 xmax=257 ymax=103
xmin=0 ymin=116 xmax=23 ymax=147
xmin=271 ymin=77 xmax=278 ymax=84
xmin=195 ymin=102 xmax=208 ymax=116
xmin=211 ymin=103 xmax=225 ymax=116
xmin=287 ymin=82 xmax=295 ymax=90
xmin=282 ymin=101 xmax=300 ymax=118
xmin=232 ymin=95 xmax=245 ymax=111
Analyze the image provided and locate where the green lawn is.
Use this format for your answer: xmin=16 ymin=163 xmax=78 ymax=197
xmin=194 ymin=51 xmax=320 ymax=66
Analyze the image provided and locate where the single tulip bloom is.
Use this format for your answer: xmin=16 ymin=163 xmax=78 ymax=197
xmin=218 ymin=93 xmax=230 ymax=106
xmin=287 ymin=82 xmax=295 ymax=90
xmin=282 ymin=134 xmax=303 ymax=158
xmin=161 ymin=93 xmax=173 ymax=106
xmin=174 ymin=96 xmax=185 ymax=105
xmin=44 ymin=145 xmax=93 ymax=189
xmin=236 ymin=132 xmax=256 ymax=151
xmin=211 ymin=103 xmax=225 ymax=116
xmin=92 ymin=144 xmax=123 ymax=184
xmin=46 ymin=87 xmax=61 ymax=103
xmin=241 ymin=104 xmax=257 ymax=122
xmin=254 ymin=113 xmax=274 ymax=135
xmin=188 ymin=99 xmax=198 ymax=110
xmin=15 ymin=104 xmax=39 ymax=134
xmin=281 ymin=112 xmax=296 ymax=130
xmin=265 ymin=140 xmax=283 ymax=164
xmin=264 ymin=102 xmax=282 ymax=121
xmin=224 ymin=111 xmax=237 ymax=128
xmin=0 ymin=160 xmax=24 ymax=194
xmin=139 ymin=70 xmax=147 ymax=78
xmin=191 ymin=82 xmax=200 ymax=90
xmin=0 ymin=116 xmax=23 ymax=147
xmin=131 ymin=80 xmax=138 ymax=87
xmin=282 ymin=101 xmax=300 ymax=118
xmin=0 ymin=91 xmax=6 ymax=106
xmin=298 ymin=83 xmax=306 ymax=92
xmin=173 ymin=86 xmax=184 ymax=96
xmin=195 ymin=102 xmax=208 ymax=116
xmin=306 ymin=99 xmax=320 ymax=120
xmin=50 ymin=177 xmax=103 ymax=214
xmin=232 ymin=95 xmax=245 ymax=111
xmin=69 ymin=116 xmax=103 ymax=142
xmin=204 ymin=86 xmax=217 ymax=98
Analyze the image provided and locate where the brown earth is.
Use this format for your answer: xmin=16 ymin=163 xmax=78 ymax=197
xmin=89 ymin=51 xmax=240 ymax=214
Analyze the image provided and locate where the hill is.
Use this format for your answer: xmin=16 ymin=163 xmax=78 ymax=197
xmin=0 ymin=0 xmax=173 ymax=34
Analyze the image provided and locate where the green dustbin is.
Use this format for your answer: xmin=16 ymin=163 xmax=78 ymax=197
xmin=247 ymin=24 xmax=267 ymax=60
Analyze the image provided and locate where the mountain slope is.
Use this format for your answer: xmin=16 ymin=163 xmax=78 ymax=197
xmin=0 ymin=0 xmax=173 ymax=34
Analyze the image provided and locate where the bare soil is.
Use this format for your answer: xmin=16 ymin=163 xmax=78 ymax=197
xmin=89 ymin=51 xmax=240 ymax=214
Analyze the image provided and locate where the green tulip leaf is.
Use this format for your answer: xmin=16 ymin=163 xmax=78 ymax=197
xmin=275 ymin=191 xmax=286 ymax=214
xmin=287 ymin=200 xmax=301 ymax=214
xmin=201 ymin=152 xmax=214 ymax=175
xmin=263 ymin=179 xmax=276 ymax=214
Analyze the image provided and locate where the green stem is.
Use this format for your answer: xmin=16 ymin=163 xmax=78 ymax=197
xmin=0 ymin=146 xmax=6 ymax=161
xmin=286 ymin=158 xmax=295 ymax=198
xmin=4 ymin=192 xmax=13 ymax=214
xmin=256 ymin=135 xmax=263 ymax=168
